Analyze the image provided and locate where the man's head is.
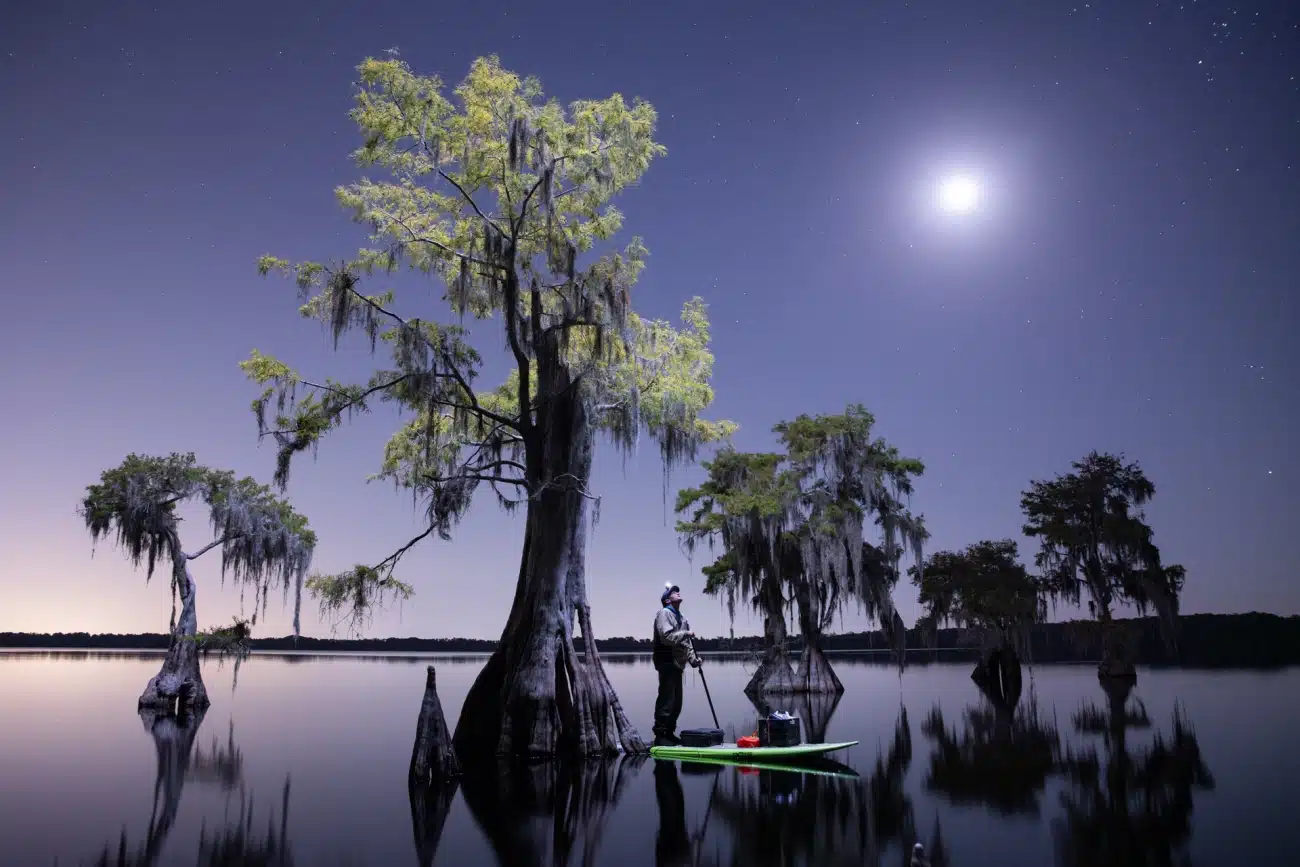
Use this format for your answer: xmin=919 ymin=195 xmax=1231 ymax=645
xmin=661 ymin=583 xmax=682 ymax=607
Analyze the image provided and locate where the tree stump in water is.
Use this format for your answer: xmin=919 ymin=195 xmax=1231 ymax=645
xmin=410 ymin=666 xmax=461 ymax=784
xmin=971 ymin=645 xmax=1023 ymax=709
xmin=1097 ymin=655 xmax=1138 ymax=682
xmin=1096 ymin=619 xmax=1139 ymax=682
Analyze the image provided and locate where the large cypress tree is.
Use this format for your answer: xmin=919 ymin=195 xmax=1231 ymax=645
xmin=242 ymin=55 xmax=732 ymax=759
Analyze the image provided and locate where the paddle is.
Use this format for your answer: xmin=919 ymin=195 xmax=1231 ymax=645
xmin=689 ymin=638 xmax=720 ymax=730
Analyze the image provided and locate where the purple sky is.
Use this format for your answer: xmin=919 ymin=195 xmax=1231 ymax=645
xmin=1 ymin=0 xmax=1296 ymax=641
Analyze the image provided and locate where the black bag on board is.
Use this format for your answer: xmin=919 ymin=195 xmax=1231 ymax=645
xmin=679 ymin=727 xmax=724 ymax=747
xmin=757 ymin=715 xmax=802 ymax=747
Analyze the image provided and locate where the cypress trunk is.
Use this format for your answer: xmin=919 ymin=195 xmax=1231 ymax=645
xmin=744 ymin=576 xmax=798 ymax=696
xmin=452 ymin=344 xmax=644 ymax=760
xmin=970 ymin=635 xmax=1023 ymax=709
xmin=1096 ymin=607 xmax=1137 ymax=682
xmin=792 ymin=579 xmax=844 ymax=695
xmin=139 ymin=558 xmax=209 ymax=713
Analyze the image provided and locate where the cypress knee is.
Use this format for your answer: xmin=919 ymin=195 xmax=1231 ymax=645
xmin=410 ymin=666 xmax=461 ymax=783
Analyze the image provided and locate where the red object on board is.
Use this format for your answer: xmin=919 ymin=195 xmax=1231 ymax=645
xmin=737 ymin=734 xmax=760 ymax=748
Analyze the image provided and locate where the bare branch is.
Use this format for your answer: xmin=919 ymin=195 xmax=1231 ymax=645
xmin=466 ymin=458 xmax=528 ymax=476
xmin=185 ymin=535 xmax=235 ymax=561
xmin=424 ymin=472 xmax=527 ymax=487
xmin=437 ymin=168 xmax=506 ymax=237
xmin=371 ymin=208 xmax=506 ymax=273
xmin=333 ymin=276 xmax=523 ymax=434
xmin=373 ymin=525 xmax=438 ymax=575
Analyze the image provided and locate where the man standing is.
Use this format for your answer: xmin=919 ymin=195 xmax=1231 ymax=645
xmin=652 ymin=583 xmax=701 ymax=747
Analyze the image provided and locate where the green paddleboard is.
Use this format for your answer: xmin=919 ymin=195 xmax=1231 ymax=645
xmin=649 ymin=740 xmax=858 ymax=762
xmin=663 ymin=754 xmax=860 ymax=779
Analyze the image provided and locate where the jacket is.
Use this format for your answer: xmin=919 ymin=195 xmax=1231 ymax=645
xmin=653 ymin=605 xmax=700 ymax=670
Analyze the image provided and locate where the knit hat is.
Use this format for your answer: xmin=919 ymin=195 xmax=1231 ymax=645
xmin=661 ymin=582 xmax=680 ymax=604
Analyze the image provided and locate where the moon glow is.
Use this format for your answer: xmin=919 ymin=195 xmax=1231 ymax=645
xmin=937 ymin=175 xmax=980 ymax=214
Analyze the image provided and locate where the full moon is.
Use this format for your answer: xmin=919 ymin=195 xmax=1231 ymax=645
xmin=937 ymin=175 xmax=980 ymax=214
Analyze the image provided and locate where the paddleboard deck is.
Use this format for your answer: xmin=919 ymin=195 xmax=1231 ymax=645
xmin=649 ymin=740 xmax=858 ymax=762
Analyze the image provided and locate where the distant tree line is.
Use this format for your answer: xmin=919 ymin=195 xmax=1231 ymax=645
xmin=5 ymin=613 xmax=1297 ymax=668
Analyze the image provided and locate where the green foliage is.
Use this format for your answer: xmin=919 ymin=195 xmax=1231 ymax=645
xmin=80 ymin=452 xmax=317 ymax=635
xmin=675 ymin=405 xmax=925 ymax=643
xmin=1020 ymin=451 xmax=1183 ymax=644
xmin=243 ymin=54 xmax=731 ymax=626
xmin=305 ymin=567 xmax=414 ymax=637
xmin=913 ymin=540 xmax=1046 ymax=639
xmin=675 ymin=450 xmax=799 ymax=623
xmin=195 ymin=617 xmax=253 ymax=659
xmin=82 ymin=452 xmax=209 ymax=582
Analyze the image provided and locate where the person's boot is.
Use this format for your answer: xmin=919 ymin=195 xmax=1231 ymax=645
xmin=652 ymin=729 xmax=681 ymax=747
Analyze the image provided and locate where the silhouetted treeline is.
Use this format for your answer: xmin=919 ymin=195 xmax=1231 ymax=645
xmin=2 ymin=613 xmax=1297 ymax=667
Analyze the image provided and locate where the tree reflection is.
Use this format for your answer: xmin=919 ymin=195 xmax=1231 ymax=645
xmin=188 ymin=717 xmax=245 ymax=790
xmin=1053 ymin=680 xmax=1215 ymax=867
xmin=87 ymin=708 xmax=292 ymax=867
xmin=194 ymin=777 xmax=293 ymax=866
xmin=91 ymin=707 xmax=211 ymax=866
xmin=678 ymin=706 xmax=935 ymax=867
xmin=459 ymin=755 xmax=644 ymax=866
xmin=920 ymin=682 xmax=1061 ymax=816
xmin=408 ymin=775 xmax=459 ymax=867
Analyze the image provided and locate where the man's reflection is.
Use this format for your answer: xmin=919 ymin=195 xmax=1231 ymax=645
xmin=654 ymin=759 xmax=693 ymax=866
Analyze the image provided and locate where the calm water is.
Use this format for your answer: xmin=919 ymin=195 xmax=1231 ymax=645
xmin=1 ymin=651 xmax=1297 ymax=866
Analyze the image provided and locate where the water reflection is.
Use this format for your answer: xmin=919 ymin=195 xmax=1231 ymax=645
xmin=653 ymin=759 xmax=708 ymax=866
xmin=459 ymin=755 xmax=644 ymax=866
xmin=89 ymin=708 xmax=210 ymax=866
xmin=193 ymin=779 xmax=293 ymax=867
xmin=918 ymin=673 xmax=1218 ymax=866
xmin=921 ymin=681 xmax=1061 ymax=816
xmin=1053 ymin=680 xmax=1216 ymax=867
xmin=408 ymin=776 xmax=458 ymax=867
xmin=85 ymin=708 xmax=293 ymax=867
xmin=30 ymin=657 xmax=1232 ymax=867
xmin=646 ymin=707 xmax=944 ymax=867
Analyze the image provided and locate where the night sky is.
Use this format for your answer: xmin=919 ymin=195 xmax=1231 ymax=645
xmin=2 ymin=0 xmax=1296 ymax=642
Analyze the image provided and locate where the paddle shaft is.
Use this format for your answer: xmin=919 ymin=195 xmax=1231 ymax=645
xmin=690 ymin=640 xmax=720 ymax=730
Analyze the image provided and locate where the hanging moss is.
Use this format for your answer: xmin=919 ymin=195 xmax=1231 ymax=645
xmin=81 ymin=452 xmax=317 ymax=637
xmin=677 ymin=405 xmax=928 ymax=691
